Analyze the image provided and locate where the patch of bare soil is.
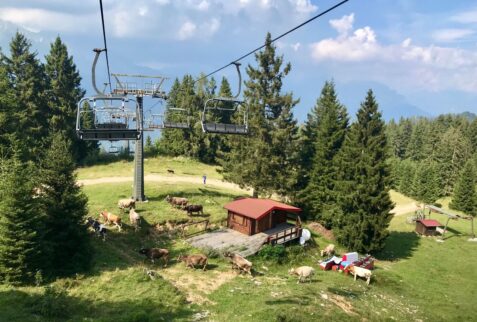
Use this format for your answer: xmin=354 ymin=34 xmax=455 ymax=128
xmin=308 ymin=222 xmax=335 ymax=241
xmin=160 ymin=266 xmax=236 ymax=304
xmin=328 ymin=294 xmax=357 ymax=316
xmin=392 ymin=203 xmax=419 ymax=216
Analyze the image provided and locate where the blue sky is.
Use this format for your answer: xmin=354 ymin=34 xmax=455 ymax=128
xmin=1 ymin=0 xmax=477 ymax=122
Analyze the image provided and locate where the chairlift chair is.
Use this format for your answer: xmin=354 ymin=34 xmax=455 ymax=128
xmin=109 ymin=144 xmax=120 ymax=154
xmin=163 ymin=107 xmax=190 ymax=129
xmin=76 ymin=96 xmax=141 ymax=141
xmin=200 ymin=62 xmax=248 ymax=135
xmin=145 ymin=113 xmax=165 ymax=130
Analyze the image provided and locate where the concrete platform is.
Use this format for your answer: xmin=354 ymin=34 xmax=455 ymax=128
xmin=187 ymin=228 xmax=269 ymax=258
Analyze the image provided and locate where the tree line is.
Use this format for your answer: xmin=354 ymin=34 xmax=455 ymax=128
xmin=0 ymin=33 xmax=92 ymax=284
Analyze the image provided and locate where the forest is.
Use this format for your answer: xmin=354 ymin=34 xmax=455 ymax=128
xmin=0 ymin=31 xmax=476 ymax=288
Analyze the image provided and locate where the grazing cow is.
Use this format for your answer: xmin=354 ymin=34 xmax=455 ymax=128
xmin=100 ymin=210 xmax=122 ymax=232
xmin=320 ymin=244 xmax=335 ymax=257
xmin=167 ymin=169 xmax=175 ymax=174
xmin=118 ymin=198 xmax=136 ymax=212
xmin=177 ymin=254 xmax=208 ymax=271
xmin=139 ymin=248 xmax=169 ymax=267
xmin=346 ymin=265 xmax=372 ymax=285
xmin=289 ymin=266 xmax=315 ymax=284
xmin=129 ymin=208 xmax=141 ymax=231
xmin=182 ymin=204 xmax=203 ymax=216
xmin=165 ymin=195 xmax=188 ymax=208
xmin=224 ymin=252 xmax=252 ymax=275
xmin=86 ymin=217 xmax=107 ymax=241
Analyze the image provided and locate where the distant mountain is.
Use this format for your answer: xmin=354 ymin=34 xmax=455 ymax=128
xmin=336 ymin=81 xmax=431 ymax=121
xmin=458 ymin=111 xmax=476 ymax=121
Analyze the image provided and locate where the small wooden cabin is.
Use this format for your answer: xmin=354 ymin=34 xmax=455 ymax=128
xmin=224 ymin=198 xmax=301 ymax=236
xmin=416 ymin=219 xmax=442 ymax=236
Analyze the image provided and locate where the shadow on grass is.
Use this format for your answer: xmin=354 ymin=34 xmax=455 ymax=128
xmin=0 ymin=286 xmax=194 ymax=322
xmin=146 ymin=188 xmax=238 ymax=203
xmin=327 ymin=287 xmax=362 ymax=299
xmin=375 ymin=231 xmax=420 ymax=261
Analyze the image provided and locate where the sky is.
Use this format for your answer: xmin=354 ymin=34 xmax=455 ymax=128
xmin=1 ymin=0 xmax=477 ymax=122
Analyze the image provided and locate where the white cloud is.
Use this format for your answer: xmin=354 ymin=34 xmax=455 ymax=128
xmin=432 ymin=28 xmax=474 ymax=42
xmin=309 ymin=13 xmax=477 ymax=92
xmin=291 ymin=42 xmax=301 ymax=51
xmin=178 ymin=21 xmax=197 ymax=40
xmin=290 ymin=0 xmax=317 ymax=14
xmin=156 ymin=0 xmax=170 ymax=5
xmin=197 ymin=0 xmax=210 ymax=11
xmin=450 ymin=10 xmax=477 ymax=24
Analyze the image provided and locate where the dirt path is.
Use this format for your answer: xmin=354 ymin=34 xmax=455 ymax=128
xmin=78 ymin=174 xmax=249 ymax=193
xmin=392 ymin=203 xmax=419 ymax=216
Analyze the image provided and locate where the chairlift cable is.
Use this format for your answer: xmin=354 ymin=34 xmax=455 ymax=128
xmin=99 ymin=0 xmax=112 ymax=94
xmin=195 ymin=0 xmax=350 ymax=84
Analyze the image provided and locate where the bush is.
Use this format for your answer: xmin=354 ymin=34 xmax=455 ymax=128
xmin=201 ymin=247 xmax=220 ymax=259
xmin=258 ymin=245 xmax=286 ymax=264
xmin=31 ymin=285 xmax=70 ymax=319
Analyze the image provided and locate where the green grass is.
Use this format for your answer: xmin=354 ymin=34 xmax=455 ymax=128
xmin=76 ymin=156 xmax=222 ymax=180
xmin=389 ymin=189 xmax=416 ymax=205
xmin=2 ymin=159 xmax=477 ymax=321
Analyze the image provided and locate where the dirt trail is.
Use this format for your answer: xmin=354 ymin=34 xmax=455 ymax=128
xmin=78 ymin=174 xmax=249 ymax=193
xmin=392 ymin=203 xmax=419 ymax=216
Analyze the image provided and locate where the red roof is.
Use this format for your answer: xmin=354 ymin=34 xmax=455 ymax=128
xmin=418 ymin=219 xmax=442 ymax=227
xmin=224 ymin=198 xmax=301 ymax=220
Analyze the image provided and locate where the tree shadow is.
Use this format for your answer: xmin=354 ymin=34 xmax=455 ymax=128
xmin=0 ymin=287 xmax=195 ymax=322
xmin=375 ymin=231 xmax=420 ymax=261
xmin=327 ymin=287 xmax=362 ymax=299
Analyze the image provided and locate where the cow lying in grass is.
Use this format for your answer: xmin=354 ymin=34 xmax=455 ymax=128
xmin=139 ymin=248 xmax=169 ymax=267
xmin=224 ymin=252 xmax=252 ymax=275
xmin=177 ymin=254 xmax=208 ymax=271
xmin=289 ymin=266 xmax=315 ymax=284
xmin=118 ymin=198 xmax=136 ymax=212
xmin=182 ymin=204 xmax=203 ymax=216
xmin=165 ymin=195 xmax=188 ymax=208
xmin=129 ymin=208 xmax=141 ymax=231
xmin=345 ymin=265 xmax=372 ymax=285
xmin=86 ymin=217 xmax=107 ymax=241
xmin=100 ymin=210 xmax=122 ymax=232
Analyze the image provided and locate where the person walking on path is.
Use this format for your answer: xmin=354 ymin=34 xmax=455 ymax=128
xmin=202 ymin=175 xmax=207 ymax=184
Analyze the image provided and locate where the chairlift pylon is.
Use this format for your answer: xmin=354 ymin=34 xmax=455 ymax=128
xmin=201 ymin=62 xmax=248 ymax=134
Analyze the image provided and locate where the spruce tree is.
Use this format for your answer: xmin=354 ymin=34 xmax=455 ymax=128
xmin=300 ymin=81 xmax=348 ymax=224
xmin=39 ymin=133 xmax=91 ymax=276
xmin=221 ymin=33 xmax=299 ymax=197
xmin=1 ymin=32 xmax=48 ymax=161
xmin=450 ymin=160 xmax=476 ymax=215
xmin=411 ymin=162 xmax=441 ymax=204
xmin=45 ymin=36 xmax=86 ymax=163
xmin=335 ymin=90 xmax=394 ymax=253
xmin=0 ymin=155 xmax=44 ymax=284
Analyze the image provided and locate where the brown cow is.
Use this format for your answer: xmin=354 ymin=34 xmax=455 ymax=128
xmin=100 ymin=210 xmax=122 ymax=232
xmin=139 ymin=248 xmax=169 ymax=267
xmin=177 ymin=254 xmax=208 ymax=271
xmin=224 ymin=252 xmax=252 ymax=275
xmin=165 ymin=195 xmax=188 ymax=208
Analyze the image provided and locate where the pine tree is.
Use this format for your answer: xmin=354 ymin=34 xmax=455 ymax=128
xmin=45 ymin=36 xmax=86 ymax=163
xmin=221 ymin=33 xmax=299 ymax=197
xmin=38 ymin=133 xmax=91 ymax=276
xmin=411 ymin=162 xmax=441 ymax=204
xmin=450 ymin=160 xmax=476 ymax=216
xmin=1 ymin=32 xmax=48 ymax=161
xmin=300 ymin=81 xmax=348 ymax=224
xmin=0 ymin=155 xmax=44 ymax=284
xmin=335 ymin=90 xmax=394 ymax=253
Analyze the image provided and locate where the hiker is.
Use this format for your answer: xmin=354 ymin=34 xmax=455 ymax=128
xmin=202 ymin=175 xmax=207 ymax=184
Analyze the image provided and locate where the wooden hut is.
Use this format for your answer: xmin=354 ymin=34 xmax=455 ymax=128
xmin=415 ymin=219 xmax=442 ymax=236
xmin=224 ymin=198 xmax=302 ymax=243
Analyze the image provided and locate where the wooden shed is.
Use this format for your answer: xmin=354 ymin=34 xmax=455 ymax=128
xmin=416 ymin=219 xmax=442 ymax=236
xmin=224 ymin=198 xmax=302 ymax=238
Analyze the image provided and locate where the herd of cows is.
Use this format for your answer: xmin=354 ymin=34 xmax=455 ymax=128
xmin=84 ymin=196 xmax=374 ymax=285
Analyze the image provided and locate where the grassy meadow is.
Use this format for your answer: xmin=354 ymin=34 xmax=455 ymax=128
xmin=0 ymin=157 xmax=476 ymax=321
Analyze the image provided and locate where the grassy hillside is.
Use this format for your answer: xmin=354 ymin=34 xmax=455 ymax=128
xmin=1 ymin=158 xmax=476 ymax=321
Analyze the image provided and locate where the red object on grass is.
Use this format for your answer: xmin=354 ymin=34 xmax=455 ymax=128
xmin=223 ymin=198 xmax=301 ymax=220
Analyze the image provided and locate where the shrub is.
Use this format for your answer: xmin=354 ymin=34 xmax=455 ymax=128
xmin=258 ymin=245 xmax=286 ymax=264
xmin=201 ymin=247 xmax=220 ymax=259
xmin=31 ymin=285 xmax=70 ymax=319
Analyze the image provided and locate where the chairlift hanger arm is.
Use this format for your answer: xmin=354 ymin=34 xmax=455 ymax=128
xmin=92 ymin=48 xmax=106 ymax=96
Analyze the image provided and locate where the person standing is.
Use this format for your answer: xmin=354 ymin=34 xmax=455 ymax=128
xmin=202 ymin=175 xmax=207 ymax=184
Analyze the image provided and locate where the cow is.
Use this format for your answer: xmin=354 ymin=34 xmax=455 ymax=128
xmin=177 ymin=254 xmax=208 ymax=271
xmin=139 ymin=248 xmax=169 ymax=267
xmin=320 ymin=244 xmax=335 ymax=257
xmin=345 ymin=265 xmax=372 ymax=285
xmin=224 ymin=252 xmax=252 ymax=275
xmin=182 ymin=204 xmax=203 ymax=216
xmin=167 ymin=169 xmax=175 ymax=174
xmin=99 ymin=210 xmax=122 ymax=232
xmin=118 ymin=198 xmax=136 ymax=212
xmin=129 ymin=208 xmax=141 ymax=231
xmin=289 ymin=266 xmax=315 ymax=284
xmin=165 ymin=195 xmax=188 ymax=208
xmin=85 ymin=217 xmax=107 ymax=241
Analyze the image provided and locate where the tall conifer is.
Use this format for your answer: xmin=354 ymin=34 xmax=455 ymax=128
xmin=335 ymin=90 xmax=394 ymax=253
xmin=450 ymin=160 xmax=476 ymax=216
